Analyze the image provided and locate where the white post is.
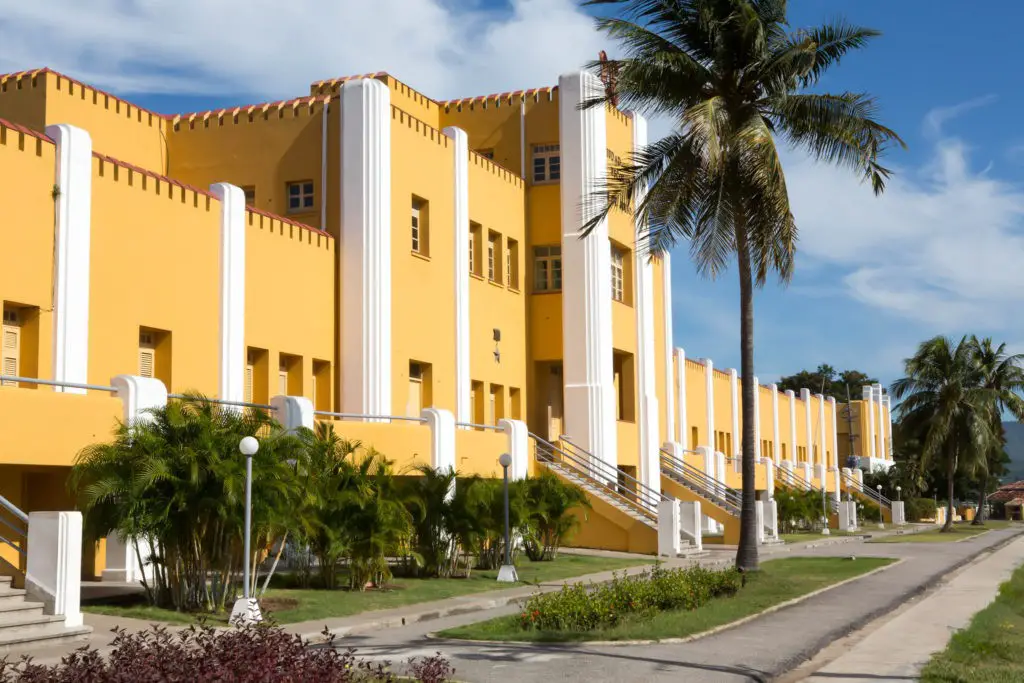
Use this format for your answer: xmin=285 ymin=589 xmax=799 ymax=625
xmin=771 ymin=384 xmax=780 ymax=465
xmin=863 ymin=385 xmax=877 ymax=460
xmin=341 ymin=78 xmax=392 ymax=416
xmin=211 ymin=182 xmax=246 ymax=405
xmin=787 ymin=389 xmax=797 ymax=466
xmin=558 ymin=71 xmax=616 ymax=470
xmin=704 ymin=358 xmax=715 ymax=455
xmin=499 ymin=418 xmax=529 ymax=481
xmin=26 ymin=512 xmax=83 ymax=627
xmin=755 ymin=500 xmax=765 ymax=544
xmin=422 ymin=408 xmax=456 ymax=477
xmin=657 ymin=499 xmax=681 ymax=557
xmin=729 ymin=368 xmax=739 ymax=464
xmin=679 ymin=500 xmax=703 ymax=551
xmin=443 ymin=126 xmax=471 ymax=424
xmin=47 ymin=124 xmax=92 ymax=393
xmin=270 ymin=395 xmax=314 ymax=433
xmin=767 ymin=499 xmax=779 ymax=540
xmin=661 ymin=256 xmax=676 ymax=444
xmin=874 ymin=384 xmax=885 ymax=463
xmin=801 ymin=388 xmax=813 ymax=466
xmin=675 ymin=348 xmax=688 ymax=449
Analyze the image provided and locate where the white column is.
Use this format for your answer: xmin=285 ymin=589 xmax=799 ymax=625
xmin=630 ymin=112 xmax=660 ymax=497
xmin=675 ymin=348 xmax=688 ymax=449
xmin=657 ymin=499 xmax=681 ymax=557
xmin=341 ymin=78 xmax=392 ymax=416
xmin=661 ymin=254 xmax=676 ymax=444
xmin=499 ymin=418 xmax=529 ymax=481
xmin=787 ymin=389 xmax=797 ymax=463
xmin=26 ymin=512 xmax=83 ymax=627
xmin=703 ymin=358 xmax=715 ymax=449
xmin=817 ymin=393 xmax=827 ymax=471
xmin=771 ymin=384 xmax=780 ymax=464
xmin=753 ymin=376 xmax=761 ymax=462
xmin=883 ymin=395 xmax=894 ymax=458
xmin=558 ymin=71 xmax=616 ymax=469
xmin=46 ymin=124 xmax=92 ymax=393
xmin=876 ymin=385 xmax=886 ymax=460
xmin=863 ymin=385 xmax=877 ymax=460
xmin=800 ymin=389 xmax=813 ymax=465
xmin=729 ymin=369 xmax=739 ymax=458
xmin=211 ymin=182 xmax=246 ymax=404
xmin=443 ymin=126 xmax=471 ymax=423
xmin=829 ymin=397 xmax=839 ymax=468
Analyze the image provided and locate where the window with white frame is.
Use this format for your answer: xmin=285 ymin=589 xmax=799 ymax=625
xmin=532 ymin=144 xmax=560 ymax=183
xmin=533 ymin=245 xmax=562 ymax=292
xmin=487 ymin=231 xmax=501 ymax=282
xmin=611 ymin=246 xmax=625 ymax=302
xmin=286 ymin=181 xmax=314 ymax=213
xmin=411 ymin=197 xmax=429 ymax=255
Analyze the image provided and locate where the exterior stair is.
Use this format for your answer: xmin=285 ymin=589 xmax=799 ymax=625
xmin=0 ymin=575 xmax=91 ymax=655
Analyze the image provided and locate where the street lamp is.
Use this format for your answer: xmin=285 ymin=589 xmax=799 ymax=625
xmin=231 ymin=436 xmax=262 ymax=625
xmin=876 ymin=484 xmax=885 ymax=529
xmin=497 ymin=453 xmax=518 ymax=583
xmin=896 ymin=485 xmax=902 ymax=501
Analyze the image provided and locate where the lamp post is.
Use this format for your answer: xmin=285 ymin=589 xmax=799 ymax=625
xmin=497 ymin=453 xmax=518 ymax=583
xmin=231 ymin=436 xmax=262 ymax=625
xmin=876 ymin=484 xmax=885 ymax=529
xmin=896 ymin=485 xmax=902 ymax=501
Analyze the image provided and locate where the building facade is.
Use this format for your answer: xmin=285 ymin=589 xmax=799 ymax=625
xmin=0 ymin=67 xmax=892 ymax=574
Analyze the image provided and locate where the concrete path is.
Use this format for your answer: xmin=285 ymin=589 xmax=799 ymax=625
xmin=794 ymin=533 xmax=1024 ymax=682
xmin=315 ymin=528 xmax=1023 ymax=683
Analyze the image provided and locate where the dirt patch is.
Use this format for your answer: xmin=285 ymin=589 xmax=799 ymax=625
xmin=260 ymin=597 xmax=299 ymax=613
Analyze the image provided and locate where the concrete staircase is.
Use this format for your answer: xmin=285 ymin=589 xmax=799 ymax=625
xmin=0 ymin=576 xmax=91 ymax=655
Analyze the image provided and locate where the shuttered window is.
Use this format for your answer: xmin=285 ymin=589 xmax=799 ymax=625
xmin=245 ymin=351 xmax=255 ymax=403
xmin=2 ymin=309 xmax=19 ymax=386
xmin=138 ymin=331 xmax=155 ymax=378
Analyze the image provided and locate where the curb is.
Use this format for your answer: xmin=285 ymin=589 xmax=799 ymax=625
xmin=426 ymin=558 xmax=905 ymax=647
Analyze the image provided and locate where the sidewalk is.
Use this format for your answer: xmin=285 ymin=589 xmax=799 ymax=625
xmin=798 ymin=533 xmax=1024 ymax=682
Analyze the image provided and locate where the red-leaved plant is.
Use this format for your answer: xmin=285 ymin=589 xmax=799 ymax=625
xmin=0 ymin=623 xmax=454 ymax=683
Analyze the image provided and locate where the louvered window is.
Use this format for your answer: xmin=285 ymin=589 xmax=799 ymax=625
xmin=245 ymin=352 xmax=255 ymax=403
xmin=138 ymin=331 xmax=155 ymax=379
xmin=2 ymin=308 xmax=19 ymax=386
xmin=278 ymin=359 xmax=288 ymax=395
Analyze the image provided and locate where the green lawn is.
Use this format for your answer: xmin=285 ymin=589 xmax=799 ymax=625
xmin=869 ymin=524 xmax=993 ymax=544
xmin=780 ymin=530 xmax=861 ymax=544
xmin=920 ymin=559 xmax=1024 ymax=682
xmin=437 ymin=556 xmax=894 ymax=643
xmin=83 ymin=554 xmax=654 ymax=626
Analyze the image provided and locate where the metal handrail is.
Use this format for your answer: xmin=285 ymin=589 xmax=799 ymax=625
xmin=455 ymin=422 xmax=503 ymax=432
xmin=313 ymin=410 xmax=427 ymax=424
xmin=168 ymin=394 xmax=275 ymax=410
xmin=779 ymin=465 xmax=820 ymax=491
xmin=659 ymin=449 xmax=741 ymax=513
xmin=0 ymin=534 xmax=24 ymax=556
xmin=0 ymin=375 xmax=117 ymax=393
xmin=0 ymin=494 xmax=28 ymax=560
xmin=840 ymin=472 xmax=892 ymax=509
xmin=530 ymin=434 xmax=662 ymax=522
xmin=0 ymin=494 xmax=28 ymax=524
xmin=558 ymin=435 xmax=669 ymax=507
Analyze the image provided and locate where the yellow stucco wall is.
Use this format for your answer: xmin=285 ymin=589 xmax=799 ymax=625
xmin=685 ymin=359 xmax=707 ymax=448
xmin=778 ymin=393 xmax=793 ymax=462
xmin=712 ymin=369 xmax=733 ymax=453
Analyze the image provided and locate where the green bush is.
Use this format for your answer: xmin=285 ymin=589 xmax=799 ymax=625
xmin=905 ymin=497 xmax=936 ymax=522
xmin=518 ymin=564 xmax=741 ymax=632
xmin=859 ymin=500 xmax=882 ymax=523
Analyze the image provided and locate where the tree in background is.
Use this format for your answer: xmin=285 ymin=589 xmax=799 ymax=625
xmin=583 ymin=0 xmax=903 ymax=569
xmin=777 ymin=364 xmax=879 ymax=401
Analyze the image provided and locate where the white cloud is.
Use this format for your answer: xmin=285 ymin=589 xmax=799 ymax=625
xmin=0 ymin=0 xmax=605 ymax=100
xmin=922 ymin=94 xmax=997 ymax=138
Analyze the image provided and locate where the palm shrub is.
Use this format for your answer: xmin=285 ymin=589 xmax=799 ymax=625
xmin=401 ymin=466 xmax=459 ymax=578
xmin=774 ymin=485 xmax=820 ymax=533
xmin=520 ymin=471 xmax=591 ymax=561
xmin=70 ymin=396 xmax=302 ymax=612
xmin=583 ymin=0 xmax=902 ymax=570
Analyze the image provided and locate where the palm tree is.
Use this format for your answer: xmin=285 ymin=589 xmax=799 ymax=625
xmin=891 ymin=337 xmax=997 ymax=532
xmin=967 ymin=337 xmax=1024 ymax=524
xmin=582 ymin=0 xmax=904 ymax=569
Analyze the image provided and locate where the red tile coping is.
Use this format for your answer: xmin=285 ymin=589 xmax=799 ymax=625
xmin=0 ymin=67 xmax=168 ymax=121
xmin=172 ymin=94 xmax=330 ymax=124
xmin=0 ymin=115 xmax=53 ymax=143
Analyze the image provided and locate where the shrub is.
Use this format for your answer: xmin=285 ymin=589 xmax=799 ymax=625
xmin=905 ymin=497 xmax=936 ymax=522
xmin=859 ymin=500 xmax=882 ymax=523
xmin=520 ymin=471 xmax=591 ymax=561
xmin=0 ymin=623 xmax=453 ymax=683
xmin=519 ymin=564 xmax=741 ymax=632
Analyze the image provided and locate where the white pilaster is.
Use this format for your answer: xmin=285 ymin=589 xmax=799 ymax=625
xmin=829 ymin=397 xmax=839 ymax=468
xmin=801 ymin=388 xmax=813 ymax=464
xmin=771 ymin=384 xmax=780 ymax=464
xmin=558 ymin=71 xmax=616 ymax=469
xmin=341 ymin=79 xmax=392 ymax=415
xmin=423 ymin=408 xmax=456 ymax=474
xmin=444 ymin=126 xmax=471 ymax=424
xmin=211 ymin=182 xmax=246 ymax=404
xmin=630 ymin=112 xmax=660 ymax=497
xmin=661 ymin=254 xmax=675 ymax=443
xmin=753 ymin=376 xmax=761 ymax=462
xmin=729 ymin=369 xmax=739 ymax=458
xmin=863 ymin=385 xmax=876 ymax=459
xmin=703 ymin=358 xmax=715 ymax=449
xmin=46 ymin=124 xmax=92 ymax=393
xmin=883 ymin=395 xmax=894 ymax=458
xmin=787 ymin=389 xmax=797 ymax=463
xmin=875 ymin=384 xmax=886 ymax=460
xmin=26 ymin=512 xmax=83 ymax=627
xmin=817 ymin=393 xmax=827 ymax=471
xmin=657 ymin=499 xmax=681 ymax=557
xmin=499 ymin=418 xmax=529 ymax=481
xmin=675 ymin=348 xmax=688 ymax=449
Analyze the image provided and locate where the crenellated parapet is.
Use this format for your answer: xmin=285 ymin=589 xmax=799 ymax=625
xmin=170 ymin=95 xmax=331 ymax=132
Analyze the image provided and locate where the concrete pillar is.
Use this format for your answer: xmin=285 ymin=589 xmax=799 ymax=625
xmin=499 ymin=418 xmax=529 ymax=481
xmin=270 ymin=395 xmax=314 ymax=433
xmin=210 ymin=182 xmax=246 ymax=405
xmin=661 ymin=254 xmax=676 ymax=444
xmin=755 ymin=500 xmax=765 ymax=544
xmin=26 ymin=512 xmax=83 ymax=627
xmin=679 ymin=500 xmax=702 ymax=551
xmin=443 ymin=126 xmax=471 ymax=424
xmin=787 ymin=389 xmax=797 ymax=464
xmin=675 ymin=348 xmax=688 ymax=449
xmin=657 ymin=499 xmax=681 ymax=557
xmin=729 ymin=368 xmax=739 ymax=464
xmin=704 ymin=358 xmax=715 ymax=455
xmin=422 ymin=408 xmax=455 ymax=474
xmin=863 ymin=385 xmax=876 ymax=460
xmin=771 ymin=384 xmax=780 ymax=465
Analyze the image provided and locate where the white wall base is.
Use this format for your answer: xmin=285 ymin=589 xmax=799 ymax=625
xmin=657 ymin=499 xmax=681 ymax=557
xmin=25 ymin=511 xmax=83 ymax=628
xmin=679 ymin=500 xmax=702 ymax=551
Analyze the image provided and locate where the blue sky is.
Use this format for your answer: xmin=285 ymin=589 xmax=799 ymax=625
xmin=2 ymin=0 xmax=1021 ymax=390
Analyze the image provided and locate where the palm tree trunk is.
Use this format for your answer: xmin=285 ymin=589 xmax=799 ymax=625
xmin=943 ymin=452 xmax=955 ymax=533
xmin=735 ymin=234 xmax=760 ymax=571
xmin=972 ymin=472 xmax=988 ymax=526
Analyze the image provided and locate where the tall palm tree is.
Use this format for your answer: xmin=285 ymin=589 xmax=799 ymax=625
xmin=582 ymin=0 xmax=904 ymax=569
xmin=967 ymin=337 xmax=1024 ymax=524
xmin=891 ymin=337 xmax=996 ymax=532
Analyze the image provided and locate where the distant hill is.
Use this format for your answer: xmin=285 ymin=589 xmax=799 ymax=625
xmin=1003 ymin=422 xmax=1024 ymax=483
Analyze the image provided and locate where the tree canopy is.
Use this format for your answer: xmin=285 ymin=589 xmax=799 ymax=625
xmin=777 ymin=364 xmax=878 ymax=400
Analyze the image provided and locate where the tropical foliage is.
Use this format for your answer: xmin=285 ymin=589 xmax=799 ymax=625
xmin=777 ymin=365 xmax=878 ymax=402
xmin=584 ymin=0 xmax=902 ymax=569
xmin=773 ymin=485 xmax=826 ymax=534
xmin=71 ymin=398 xmax=589 ymax=613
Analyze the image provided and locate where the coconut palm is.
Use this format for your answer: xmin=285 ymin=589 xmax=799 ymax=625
xmin=891 ymin=337 xmax=997 ymax=532
xmin=582 ymin=0 xmax=904 ymax=569
xmin=967 ymin=337 xmax=1024 ymax=524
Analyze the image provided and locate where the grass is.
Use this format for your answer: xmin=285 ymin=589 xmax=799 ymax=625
xmin=780 ymin=530 xmax=860 ymax=544
xmin=920 ymin=558 xmax=1024 ymax=682
xmin=436 ymin=556 xmax=895 ymax=643
xmin=82 ymin=553 xmax=654 ymax=626
xmin=869 ymin=524 xmax=994 ymax=544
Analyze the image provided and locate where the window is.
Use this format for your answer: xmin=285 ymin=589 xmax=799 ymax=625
xmin=407 ymin=361 xmax=433 ymax=417
xmin=509 ymin=387 xmax=521 ymax=420
xmin=278 ymin=359 xmax=288 ymax=396
xmin=138 ymin=331 xmax=155 ymax=379
xmin=471 ymin=380 xmax=485 ymax=424
xmin=487 ymin=231 xmax=502 ymax=282
xmin=532 ymin=144 xmax=560 ymax=183
xmin=533 ymin=245 xmax=562 ymax=292
xmin=612 ymin=351 xmax=636 ymax=422
xmin=691 ymin=426 xmax=699 ymax=449
xmin=781 ymin=443 xmax=787 ymax=460
xmin=286 ymin=181 xmax=314 ymax=213
xmin=490 ymin=384 xmax=505 ymax=424
xmin=469 ymin=222 xmax=483 ymax=276
xmin=2 ymin=308 xmax=20 ymax=386
xmin=411 ymin=197 xmax=429 ymax=256
xmin=245 ymin=351 xmax=255 ymax=403
xmin=312 ymin=360 xmax=331 ymax=411
xmin=246 ymin=347 xmax=268 ymax=404
xmin=611 ymin=246 xmax=625 ymax=302
xmin=242 ymin=185 xmax=256 ymax=205
xmin=506 ymin=238 xmax=519 ymax=289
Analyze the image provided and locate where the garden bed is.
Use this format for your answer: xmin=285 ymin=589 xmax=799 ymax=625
xmin=82 ymin=554 xmax=654 ymax=625
xmin=437 ymin=557 xmax=895 ymax=643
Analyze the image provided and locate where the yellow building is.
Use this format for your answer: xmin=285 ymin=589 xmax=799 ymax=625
xmin=0 ymin=67 xmax=893 ymax=575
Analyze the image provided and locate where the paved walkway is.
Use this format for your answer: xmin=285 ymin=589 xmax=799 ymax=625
xmin=795 ymin=532 xmax=1024 ymax=682
xmin=309 ymin=528 xmax=1023 ymax=682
